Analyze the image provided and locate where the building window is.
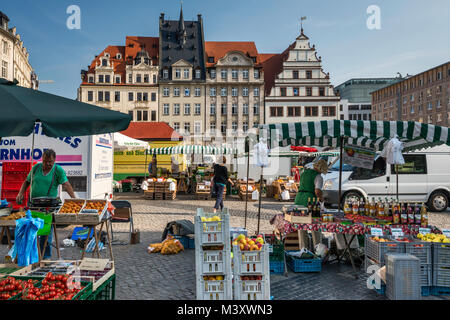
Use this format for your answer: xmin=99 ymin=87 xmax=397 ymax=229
xmin=194 ymin=69 xmax=201 ymax=79
xmin=305 ymin=106 xmax=318 ymax=117
xmin=153 ymin=75 xmax=157 ymax=83
xmin=114 ymin=91 xmax=120 ymax=102
xmin=115 ymin=76 xmax=120 ymax=84
xmin=88 ymin=76 xmax=94 ymax=83
xmin=210 ymin=69 xmax=216 ymax=79
xmin=208 ymin=57 xmax=214 ymax=63
xmin=293 ymin=70 xmax=299 ymax=79
xmin=163 ymin=69 xmax=169 ymax=79
xmin=221 ymin=69 xmax=227 ymax=80
xmin=210 ymin=87 xmax=216 ymax=96
xmin=2 ymin=41 xmax=8 ymax=55
xmin=242 ymin=87 xmax=249 ymax=97
xmin=194 ymin=122 xmax=201 ymax=134
xmin=322 ymin=106 xmax=336 ymax=117
xmin=195 ymin=87 xmax=201 ymax=97
xmin=243 ymin=122 xmax=248 ymax=132
xmin=98 ymin=75 xmax=104 ymax=83
xmin=243 ymin=104 xmax=249 ymax=115
xmin=437 ymin=100 xmax=441 ymax=108
xmin=98 ymin=91 xmax=104 ymax=102
xmin=102 ymin=59 xmax=107 ymax=67
xmin=293 ymin=88 xmax=299 ymax=96
xmin=173 ymin=104 xmax=180 ymax=115
xmin=232 ymin=69 xmax=238 ymax=79
xmin=175 ymin=69 xmax=181 ymax=79
xmin=254 ymin=69 xmax=259 ymax=79
xmin=210 ymin=104 xmax=216 ymax=115
xmin=151 ymin=92 xmax=156 ymax=101
xmin=144 ymin=74 xmax=149 ymax=83
xmin=173 ymin=122 xmax=180 ymax=131
xmin=232 ymin=104 xmax=238 ymax=115
xmin=184 ymin=88 xmax=190 ymax=97
xmin=403 ymin=97 xmax=407 ymax=104
xmin=163 ymin=87 xmax=170 ymax=97
xmin=128 ymin=92 xmax=134 ymax=101
xmin=221 ymin=122 xmax=227 ymax=134
xmin=137 ymin=92 xmax=142 ymax=101
xmin=128 ymin=74 xmax=132 ymax=83
xmin=184 ymin=104 xmax=191 ymax=115
xmin=280 ymin=88 xmax=286 ymax=97
xmin=174 ymin=87 xmax=180 ymax=97
xmin=142 ymin=111 xmax=148 ymax=121
xmin=105 ymin=75 xmax=110 ymax=83
xmin=221 ymin=104 xmax=227 ymax=115
xmin=232 ymin=88 xmax=238 ymax=97
xmin=210 ymin=122 xmax=216 ymax=134
xmin=427 ymin=115 xmax=432 ymax=123
xmin=184 ymin=122 xmax=191 ymax=135
xmin=243 ymin=69 xmax=249 ymax=79
xmin=437 ymin=113 xmax=442 ymax=122
xmin=253 ymin=88 xmax=259 ymax=97
xmin=183 ymin=69 xmax=189 ymax=79
xmin=137 ymin=110 xmax=142 ymax=121
xmin=136 ymin=74 xmax=141 ymax=83
xmin=195 ymin=103 xmax=201 ymax=115
xmin=87 ymin=91 xmax=93 ymax=102
xmin=232 ymin=122 xmax=238 ymax=132
xmin=128 ymin=111 xmax=133 ymax=120
xmin=270 ymin=107 xmax=283 ymax=117
xmin=254 ymin=103 xmax=259 ymax=115
xmin=319 ymin=87 xmax=325 ymax=97
xmin=163 ymin=104 xmax=170 ymax=115
xmin=306 ymin=87 xmax=312 ymax=96
xmin=151 ymin=111 xmax=156 ymax=121
xmin=428 ymin=102 xmax=433 ymax=110
xmin=143 ymin=93 xmax=149 ymax=101
xmin=287 ymin=107 xmax=301 ymax=117
xmin=221 ymin=88 xmax=227 ymax=96
xmin=306 ymin=70 xmax=312 ymax=79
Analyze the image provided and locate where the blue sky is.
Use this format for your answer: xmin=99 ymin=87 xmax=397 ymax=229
xmin=2 ymin=0 xmax=449 ymax=99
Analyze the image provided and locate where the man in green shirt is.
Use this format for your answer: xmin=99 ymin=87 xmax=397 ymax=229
xmin=16 ymin=149 xmax=76 ymax=259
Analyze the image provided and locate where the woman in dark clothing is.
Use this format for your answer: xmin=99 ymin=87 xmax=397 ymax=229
xmin=212 ymin=156 xmax=234 ymax=213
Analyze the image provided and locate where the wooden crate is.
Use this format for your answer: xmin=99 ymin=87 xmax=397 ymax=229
xmin=195 ymin=192 xmax=210 ymax=200
xmin=165 ymin=191 xmax=177 ymax=200
xmin=238 ymin=191 xmax=256 ymax=201
xmin=284 ymin=230 xmax=302 ymax=251
xmin=144 ymin=191 xmax=155 ymax=200
xmin=154 ymin=192 xmax=164 ymax=200
xmin=282 ymin=206 xmax=311 ymax=224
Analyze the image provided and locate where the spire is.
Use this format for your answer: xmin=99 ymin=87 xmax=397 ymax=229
xmin=178 ymin=2 xmax=187 ymax=45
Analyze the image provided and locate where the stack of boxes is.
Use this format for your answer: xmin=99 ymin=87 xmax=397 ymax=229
xmin=1 ymin=161 xmax=36 ymax=210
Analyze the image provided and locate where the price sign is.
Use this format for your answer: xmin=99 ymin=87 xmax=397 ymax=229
xmin=391 ymin=228 xmax=404 ymax=238
xmin=79 ymin=258 xmax=109 ymax=271
xmin=268 ymin=245 xmax=273 ymax=253
xmin=443 ymin=229 xmax=450 ymax=238
xmin=371 ymin=228 xmax=383 ymax=236
xmin=419 ymin=228 xmax=431 ymax=235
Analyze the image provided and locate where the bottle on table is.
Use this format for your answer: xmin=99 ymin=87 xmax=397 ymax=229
xmin=359 ymin=198 xmax=365 ymax=215
xmin=370 ymin=197 xmax=376 ymax=217
xmin=414 ymin=203 xmax=422 ymax=225
xmin=400 ymin=203 xmax=408 ymax=224
xmin=392 ymin=200 xmax=400 ymax=224
xmin=364 ymin=198 xmax=370 ymax=216
xmin=384 ymin=198 xmax=390 ymax=217
xmin=312 ymin=197 xmax=317 ymax=218
xmin=420 ymin=203 xmax=428 ymax=227
xmin=307 ymin=197 xmax=312 ymax=215
xmin=344 ymin=198 xmax=351 ymax=215
xmin=352 ymin=198 xmax=359 ymax=215
xmin=377 ymin=197 xmax=384 ymax=217
xmin=407 ymin=203 xmax=415 ymax=224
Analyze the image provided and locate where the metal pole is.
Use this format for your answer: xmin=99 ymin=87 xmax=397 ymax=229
xmin=257 ymin=166 xmax=263 ymax=236
xmin=396 ymin=164 xmax=399 ymax=200
xmin=338 ymin=136 xmax=344 ymax=212
xmin=244 ymin=150 xmax=250 ymax=230
xmin=30 ymin=123 xmax=36 ymax=202
xmin=144 ymin=148 xmax=148 ymax=181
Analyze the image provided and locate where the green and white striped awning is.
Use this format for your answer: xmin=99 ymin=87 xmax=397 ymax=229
xmin=149 ymin=145 xmax=238 ymax=155
xmin=258 ymin=120 xmax=450 ymax=152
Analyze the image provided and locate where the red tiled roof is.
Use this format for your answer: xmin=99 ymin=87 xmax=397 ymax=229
xmin=259 ymin=42 xmax=294 ymax=95
xmin=205 ymin=41 xmax=261 ymax=67
xmin=120 ymin=122 xmax=183 ymax=141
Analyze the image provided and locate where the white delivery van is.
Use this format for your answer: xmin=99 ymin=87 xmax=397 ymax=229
xmin=322 ymin=146 xmax=450 ymax=212
xmin=0 ymin=123 xmax=113 ymax=200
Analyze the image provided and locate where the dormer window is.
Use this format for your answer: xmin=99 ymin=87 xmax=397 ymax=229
xmin=208 ymin=57 xmax=214 ymax=63
xmin=115 ymin=76 xmax=121 ymax=84
xmin=163 ymin=69 xmax=169 ymax=79
xmin=88 ymin=76 xmax=94 ymax=83
xmin=175 ymin=69 xmax=181 ymax=79
xmin=116 ymin=53 xmax=122 ymax=59
xmin=135 ymin=58 xmax=141 ymax=65
xmin=105 ymin=53 xmax=110 ymax=58
xmin=252 ymin=57 xmax=257 ymax=63
xmin=102 ymin=59 xmax=108 ymax=67
xmin=195 ymin=69 xmax=201 ymax=79
xmin=183 ymin=69 xmax=189 ymax=79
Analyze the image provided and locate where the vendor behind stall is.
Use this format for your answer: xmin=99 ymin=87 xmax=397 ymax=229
xmin=294 ymin=159 xmax=328 ymax=206
xmin=16 ymin=149 xmax=76 ymax=259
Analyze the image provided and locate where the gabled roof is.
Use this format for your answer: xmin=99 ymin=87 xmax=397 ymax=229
xmin=259 ymin=42 xmax=294 ymax=95
xmin=125 ymin=36 xmax=159 ymax=65
xmin=82 ymin=45 xmax=126 ymax=84
xmin=120 ymin=122 xmax=183 ymax=141
xmin=205 ymin=41 xmax=260 ymax=67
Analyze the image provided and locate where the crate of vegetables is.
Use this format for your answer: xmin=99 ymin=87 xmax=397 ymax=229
xmin=55 ymin=199 xmax=85 ymax=224
xmin=197 ymin=275 xmax=232 ymax=300
xmin=0 ymin=276 xmax=41 ymax=300
xmin=234 ymin=275 xmax=270 ymax=300
xmin=77 ymin=199 xmax=108 ymax=224
xmin=71 ymin=260 xmax=115 ymax=292
xmin=0 ymin=264 xmax=24 ymax=278
xmin=364 ymin=235 xmax=405 ymax=266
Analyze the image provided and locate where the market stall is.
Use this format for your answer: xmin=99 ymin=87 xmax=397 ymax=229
xmin=256 ymin=120 xmax=450 ymax=278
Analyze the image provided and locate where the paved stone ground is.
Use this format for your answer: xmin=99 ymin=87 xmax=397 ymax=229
xmin=1 ymin=193 xmax=449 ymax=300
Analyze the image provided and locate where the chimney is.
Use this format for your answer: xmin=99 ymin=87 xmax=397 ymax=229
xmin=197 ymin=14 xmax=202 ymax=22
xmin=160 ymin=13 xmax=165 ymax=23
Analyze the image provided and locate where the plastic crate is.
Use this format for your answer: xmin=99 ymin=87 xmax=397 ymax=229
xmin=0 ymin=275 xmax=42 ymax=300
xmin=173 ymin=235 xmax=189 ymax=249
xmin=263 ymin=234 xmax=284 ymax=262
xmin=433 ymin=264 xmax=450 ymax=287
xmin=419 ymin=264 xmax=433 ymax=287
xmin=385 ymin=253 xmax=421 ymax=300
xmin=405 ymin=240 xmax=432 ymax=265
xmin=365 ymin=235 xmax=405 ymax=266
xmin=30 ymin=211 xmax=52 ymax=236
xmin=285 ymin=251 xmax=322 ymax=273
xmin=195 ymin=208 xmax=230 ymax=246
xmin=88 ymin=274 xmax=115 ymax=300
xmin=2 ymin=162 xmax=33 ymax=172
xmin=433 ymin=243 xmax=450 ymax=266
xmin=371 ymin=284 xmax=431 ymax=296
xmin=1 ymin=180 xmax=25 ymax=190
xmin=196 ymin=276 xmax=233 ymax=300
xmin=431 ymin=286 xmax=450 ymax=296
xmin=234 ymin=276 xmax=271 ymax=300
xmin=269 ymin=261 xmax=284 ymax=274
xmin=232 ymin=244 xmax=270 ymax=275
xmin=196 ymin=247 xmax=232 ymax=275
xmin=188 ymin=237 xmax=195 ymax=249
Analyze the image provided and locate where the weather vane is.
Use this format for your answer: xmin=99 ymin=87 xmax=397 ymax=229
xmin=299 ymin=16 xmax=307 ymax=31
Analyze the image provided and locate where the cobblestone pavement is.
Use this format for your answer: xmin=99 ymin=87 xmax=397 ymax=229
xmin=1 ymin=193 xmax=449 ymax=300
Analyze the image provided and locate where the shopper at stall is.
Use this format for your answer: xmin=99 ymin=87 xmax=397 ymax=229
xmin=212 ymin=156 xmax=234 ymax=213
xmin=16 ymin=149 xmax=76 ymax=259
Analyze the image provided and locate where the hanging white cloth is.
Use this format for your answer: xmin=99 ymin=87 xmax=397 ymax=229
xmin=381 ymin=135 xmax=405 ymax=165
xmin=254 ymin=139 xmax=269 ymax=167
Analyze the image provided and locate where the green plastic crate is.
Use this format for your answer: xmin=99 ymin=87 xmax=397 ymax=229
xmin=1 ymin=275 xmax=43 ymax=300
xmin=88 ymin=274 xmax=116 ymax=300
xmin=31 ymin=211 xmax=53 ymax=236
xmin=263 ymin=234 xmax=284 ymax=262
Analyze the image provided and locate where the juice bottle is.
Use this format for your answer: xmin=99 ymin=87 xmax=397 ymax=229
xmin=307 ymin=197 xmax=312 ymax=215
xmin=392 ymin=201 xmax=400 ymax=224
xmin=370 ymin=197 xmax=376 ymax=217
xmin=400 ymin=203 xmax=408 ymax=224
xmin=359 ymin=198 xmax=365 ymax=215
xmin=414 ymin=203 xmax=421 ymax=225
xmin=352 ymin=199 xmax=359 ymax=215
xmin=420 ymin=203 xmax=428 ymax=227
xmin=407 ymin=203 xmax=415 ymax=224
xmin=343 ymin=199 xmax=351 ymax=215
xmin=384 ymin=198 xmax=390 ymax=217
xmin=377 ymin=198 xmax=384 ymax=217
xmin=364 ymin=198 xmax=370 ymax=216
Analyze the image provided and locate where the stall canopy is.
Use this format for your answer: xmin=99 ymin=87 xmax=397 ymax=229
xmin=149 ymin=145 xmax=238 ymax=155
xmin=258 ymin=120 xmax=450 ymax=152
xmin=113 ymin=133 xmax=150 ymax=151
xmin=0 ymin=79 xmax=131 ymax=137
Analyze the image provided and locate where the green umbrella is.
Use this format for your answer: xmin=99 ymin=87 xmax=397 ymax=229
xmin=0 ymin=79 xmax=131 ymax=137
